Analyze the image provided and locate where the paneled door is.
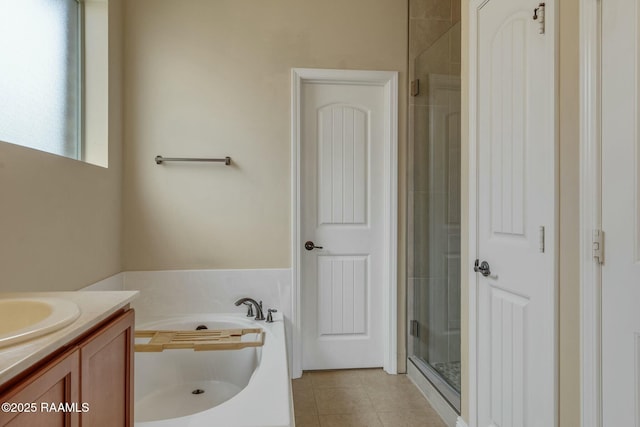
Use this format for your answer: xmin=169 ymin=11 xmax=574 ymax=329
xmin=472 ymin=0 xmax=557 ymax=426
xmin=601 ymin=0 xmax=640 ymax=424
xmin=301 ymin=81 xmax=385 ymax=370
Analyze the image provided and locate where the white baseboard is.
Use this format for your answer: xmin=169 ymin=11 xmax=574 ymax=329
xmin=407 ymin=361 xmax=459 ymax=427
xmin=456 ymin=416 xmax=469 ymax=427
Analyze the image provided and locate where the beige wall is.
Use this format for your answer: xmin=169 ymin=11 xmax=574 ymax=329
xmin=122 ymin=0 xmax=409 ymax=372
xmin=0 ymin=0 xmax=124 ymax=292
xmin=459 ymin=0 xmax=580 ymax=424
xmin=122 ymin=0 xmax=408 ymax=271
xmin=558 ymin=0 xmax=580 ymax=425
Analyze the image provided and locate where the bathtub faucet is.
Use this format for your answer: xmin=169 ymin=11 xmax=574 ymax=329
xmin=234 ymin=298 xmax=265 ymax=321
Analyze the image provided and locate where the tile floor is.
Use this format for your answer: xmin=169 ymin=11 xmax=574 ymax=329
xmin=292 ymin=369 xmax=447 ymax=427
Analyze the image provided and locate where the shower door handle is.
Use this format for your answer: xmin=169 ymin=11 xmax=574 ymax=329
xmin=474 ymin=259 xmax=491 ymax=277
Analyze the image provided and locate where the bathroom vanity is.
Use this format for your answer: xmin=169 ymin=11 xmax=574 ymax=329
xmin=0 ymin=291 xmax=138 ymax=427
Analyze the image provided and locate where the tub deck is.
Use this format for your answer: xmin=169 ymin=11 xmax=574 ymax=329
xmin=134 ymin=313 xmax=292 ymax=427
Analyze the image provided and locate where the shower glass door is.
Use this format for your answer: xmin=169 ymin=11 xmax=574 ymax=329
xmin=408 ymin=22 xmax=461 ymax=411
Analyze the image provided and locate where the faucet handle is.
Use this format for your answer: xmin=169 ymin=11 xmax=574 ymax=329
xmin=243 ymin=302 xmax=254 ymax=317
xmin=266 ymin=309 xmax=278 ymax=323
xmin=255 ymin=300 xmax=266 ymax=321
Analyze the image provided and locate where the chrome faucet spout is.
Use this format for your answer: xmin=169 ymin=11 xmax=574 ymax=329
xmin=234 ymin=298 xmax=265 ymax=321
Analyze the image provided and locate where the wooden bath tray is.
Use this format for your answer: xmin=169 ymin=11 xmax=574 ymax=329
xmin=134 ymin=328 xmax=264 ymax=352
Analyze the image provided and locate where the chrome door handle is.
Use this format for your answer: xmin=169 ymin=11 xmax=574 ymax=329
xmin=304 ymin=241 xmax=323 ymax=251
xmin=474 ymin=259 xmax=491 ymax=277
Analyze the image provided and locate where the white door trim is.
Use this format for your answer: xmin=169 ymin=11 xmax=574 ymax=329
xmin=290 ymin=68 xmax=398 ymax=378
xmin=579 ymin=1 xmax=603 ymax=426
xmin=467 ymin=3 xmax=480 ymax=423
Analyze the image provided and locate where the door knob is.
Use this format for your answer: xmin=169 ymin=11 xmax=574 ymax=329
xmin=474 ymin=259 xmax=491 ymax=277
xmin=304 ymin=241 xmax=323 ymax=251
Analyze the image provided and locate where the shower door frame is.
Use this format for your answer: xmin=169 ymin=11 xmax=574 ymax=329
xmin=408 ymin=72 xmax=462 ymax=413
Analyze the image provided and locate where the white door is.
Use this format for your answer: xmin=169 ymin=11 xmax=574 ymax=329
xmin=300 ymin=81 xmax=384 ymax=370
xmin=601 ymin=0 xmax=640 ymax=424
xmin=473 ymin=1 xmax=556 ymax=426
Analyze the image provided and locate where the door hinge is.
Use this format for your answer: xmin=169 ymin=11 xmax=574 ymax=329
xmin=593 ymin=229 xmax=605 ymax=265
xmin=410 ymin=320 xmax=420 ymax=337
xmin=410 ymin=79 xmax=420 ymax=97
xmin=533 ymin=2 xmax=545 ymax=34
xmin=539 ymin=226 xmax=545 ymax=253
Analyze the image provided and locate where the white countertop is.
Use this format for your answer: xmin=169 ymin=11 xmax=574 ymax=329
xmin=0 ymin=291 xmax=138 ymax=387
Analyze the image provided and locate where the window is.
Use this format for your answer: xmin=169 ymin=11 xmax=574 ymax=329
xmin=0 ymin=0 xmax=83 ymax=159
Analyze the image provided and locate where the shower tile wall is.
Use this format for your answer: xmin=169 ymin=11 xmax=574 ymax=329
xmin=408 ymin=0 xmax=461 ymax=392
xmin=409 ymin=0 xmax=461 ymax=63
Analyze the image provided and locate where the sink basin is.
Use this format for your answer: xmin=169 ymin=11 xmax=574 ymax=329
xmin=0 ymin=298 xmax=80 ymax=348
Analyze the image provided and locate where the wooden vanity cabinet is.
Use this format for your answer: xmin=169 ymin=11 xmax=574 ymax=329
xmin=79 ymin=309 xmax=134 ymax=427
xmin=0 ymin=309 xmax=134 ymax=427
xmin=0 ymin=348 xmax=80 ymax=427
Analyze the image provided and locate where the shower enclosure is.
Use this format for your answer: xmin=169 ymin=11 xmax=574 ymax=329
xmin=408 ymin=20 xmax=461 ymax=411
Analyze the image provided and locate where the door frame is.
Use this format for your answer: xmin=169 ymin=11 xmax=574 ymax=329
xmin=579 ymin=1 xmax=603 ymax=426
xmin=467 ymin=3 xmax=478 ymax=421
xmin=290 ymin=68 xmax=399 ymax=378
xmin=467 ymin=1 xmax=559 ymax=425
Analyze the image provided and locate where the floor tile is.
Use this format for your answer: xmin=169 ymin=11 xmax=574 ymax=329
xmin=357 ymin=369 xmax=412 ymax=388
xmin=319 ymin=412 xmax=383 ymax=427
xmin=309 ymin=369 xmax=364 ymax=388
xmin=294 ymin=388 xmax=317 ymax=415
xmin=314 ymin=387 xmax=374 ymax=415
xmin=377 ymin=410 xmax=446 ymax=427
xmin=293 ymin=374 xmax=314 ymax=393
xmin=366 ymin=384 xmax=434 ymax=412
xmin=292 ymin=368 xmax=447 ymax=427
xmin=296 ymin=413 xmax=321 ymax=427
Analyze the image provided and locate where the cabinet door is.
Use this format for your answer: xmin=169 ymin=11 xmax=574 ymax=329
xmin=0 ymin=349 xmax=80 ymax=427
xmin=79 ymin=309 xmax=134 ymax=427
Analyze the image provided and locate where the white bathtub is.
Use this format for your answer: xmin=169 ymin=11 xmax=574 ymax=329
xmin=134 ymin=313 xmax=293 ymax=427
